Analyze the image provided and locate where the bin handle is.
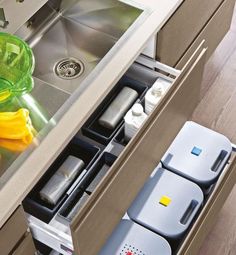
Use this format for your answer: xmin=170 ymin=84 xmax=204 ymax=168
xmin=180 ymin=200 xmax=199 ymax=225
xmin=211 ymin=150 xmax=228 ymax=172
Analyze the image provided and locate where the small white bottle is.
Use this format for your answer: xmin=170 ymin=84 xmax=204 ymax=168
xmin=124 ymin=103 xmax=148 ymax=142
xmin=145 ymin=77 xmax=171 ymax=115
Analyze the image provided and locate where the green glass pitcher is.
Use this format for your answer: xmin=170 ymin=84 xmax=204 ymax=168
xmin=0 ymin=32 xmax=35 ymax=103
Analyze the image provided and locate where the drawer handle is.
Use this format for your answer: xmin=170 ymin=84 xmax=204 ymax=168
xmin=0 ymin=8 xmax=9 ymax=29
xmin=211 ymin=150 xmax=228 ymax=172
xmin=180 ymin=200 xmax=198 ymax=225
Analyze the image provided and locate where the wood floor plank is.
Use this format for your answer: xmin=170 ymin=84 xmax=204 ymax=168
xmin=198 ymin=5 xmax=236 ymax=98
xmin=198 ymin=186 xmax=236 ymax=255
xmin=192 ymin=47 xmax=236 ymax=142
xmin=199 ymin=30 xmax=236 ymax=98
xmin=193 ymin=6 xmax=236 ymax=255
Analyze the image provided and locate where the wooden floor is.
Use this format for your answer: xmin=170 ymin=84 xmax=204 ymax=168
xmin=192 ymin=5 xmax=236 ymax=255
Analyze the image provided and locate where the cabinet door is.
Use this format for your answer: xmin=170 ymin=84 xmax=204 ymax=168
xmin=70 ymin=43 xmax=207 ymax=255
xmin=0 ymin=206 xmax=28 ymax=255
xmin=12 ymin=232 xmax=36 ymax=255
xmin=156 ymin=0 xmax=223 ymax=67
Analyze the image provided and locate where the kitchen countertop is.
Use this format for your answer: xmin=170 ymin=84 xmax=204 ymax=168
xmin=0 ymin=0 xmax=183 ymax=227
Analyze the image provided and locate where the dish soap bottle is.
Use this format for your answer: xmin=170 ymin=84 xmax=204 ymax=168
xmin=145 ymin=78 xmax=171 ymax=115
xmin=124 ymin=103 xmax=147 ymax=142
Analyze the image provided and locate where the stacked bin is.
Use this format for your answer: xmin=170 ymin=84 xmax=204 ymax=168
xmin=162 ymin=121 xmax=232 ymax=187
xmin=99 ymin=121 xmax=232 ymax=254
xmin=99 ymin=220 xmax=172 ymax=255
xmin=128 ymin=166 xmax=204 ymax=239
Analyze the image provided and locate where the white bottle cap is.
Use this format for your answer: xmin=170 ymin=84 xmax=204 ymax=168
xmin=132 ymin=103 xmax=143 ymax=116
xmin=151 ymin=82 xmax=164 ymax=97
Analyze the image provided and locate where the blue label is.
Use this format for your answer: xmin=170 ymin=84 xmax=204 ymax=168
xmin=191 ymin=147 xmax=202 ymax=156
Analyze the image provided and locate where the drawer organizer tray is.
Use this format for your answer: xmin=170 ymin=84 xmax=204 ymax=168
xmin=82 ymin=76 xmax=148 ymax=145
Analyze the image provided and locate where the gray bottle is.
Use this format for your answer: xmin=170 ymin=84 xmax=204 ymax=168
xmin=99 ymin=86 xmax=138 ymax=129
xmin=40 ymin=156 xmax=85 ymax=205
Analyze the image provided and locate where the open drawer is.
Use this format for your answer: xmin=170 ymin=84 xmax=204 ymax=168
xmin=25 ymin=42 xmax=207 ymax=255
xmin=177 ymin=151 xmax=236 ymax=255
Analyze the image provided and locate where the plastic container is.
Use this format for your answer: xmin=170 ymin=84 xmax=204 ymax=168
xmin=59 ymin=188 xmax=90 ymax=221
xmin=82 ymin=76 xmax=147 ymax=145
xmin=22 ymin=137 xmax=100 ymax=223
xmin=124 ymin=103 xmax=147 ymax=142
xmin=0 ymin=34 xmax=49 ymax=153
xmin=128 ymin=166 xmax=204 ymax=239
xmin=59 ymin=152 xmax=117 ymax=221
xmin=144 ymin=77 xmax=172 ymax=115
xmin=0 ymin=33 xmax=35 ymax=103
xmin=162 ymin=121 xmax=232 ymax=187
xmin=84 ymin=152 xmax=117 ymax=194
xmin=99 ymin=220 xmax=172 ymax=255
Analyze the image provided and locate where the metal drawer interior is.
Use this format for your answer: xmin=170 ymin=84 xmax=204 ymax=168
xmin=24 ymin=42 xmax=207 ymax=255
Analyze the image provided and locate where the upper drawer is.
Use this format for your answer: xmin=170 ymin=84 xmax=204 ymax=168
xmin=70 ymin=42 xmax=207 ymax=255
xmin=0 ymin=0 xmax=48 ymax=33
xmin=156 ymin=0 xmax=223 ymax=66
xmin=176 ymin=0 xmax=235 ymax=69
xmin=0 ymin=205 xmax=28 ymax=255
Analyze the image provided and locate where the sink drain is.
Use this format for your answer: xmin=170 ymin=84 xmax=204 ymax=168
xmin=54 ymin=58 xmax=84 ymax=80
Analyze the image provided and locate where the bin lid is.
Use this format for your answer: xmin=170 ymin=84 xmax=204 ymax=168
xmin=162 ymin=121 xmax=232 ymax=186
xmin=128 ymin=167 xmax=203 ymax=239
xmin=99 ymin=219 xmax=172 ymax=255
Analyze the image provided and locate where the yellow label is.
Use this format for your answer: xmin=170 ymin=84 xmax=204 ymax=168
xmin=159 ymin=196 xmax=172 ymax=207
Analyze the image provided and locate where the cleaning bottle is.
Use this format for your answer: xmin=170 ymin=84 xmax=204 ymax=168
xmin=145 ymin=77 xmax=171 ymax=115
xmin=124 ymin=103 xmax=147 ymax=142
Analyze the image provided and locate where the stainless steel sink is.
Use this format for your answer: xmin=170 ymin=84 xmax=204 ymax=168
xmin=0 ymin=0 xmax=143 ymax=181
xmin=16 ymin=0 xmax=143 ymax=94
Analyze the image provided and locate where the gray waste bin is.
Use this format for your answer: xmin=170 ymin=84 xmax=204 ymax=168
xmin=128 ymin=167 xmax=204 ymax=239
xmin=99 ymin=219 xmax=172 ymax=255
xmin=162 ymin=121 xmax=232 ymax=186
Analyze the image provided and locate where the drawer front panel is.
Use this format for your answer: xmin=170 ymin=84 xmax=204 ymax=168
xmin=178 ymin=154 xmax=236 ymax=255
xmin=0 ymin=0 xmax=47 ymax=34
xmin=12 ymin=232 xmax=36 ymax=255
xmin=0 ymin=206 xmax=28 ymax=255
xmin=70 ymin=46 xmax=207 ymax=255
xmin=156 ymin=0 xmax=223 ymax=67
xmin=176 ymin=0 xmax=235 ymax=69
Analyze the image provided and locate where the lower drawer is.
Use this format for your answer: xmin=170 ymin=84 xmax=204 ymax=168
xmin=176 ymin=0 xmax=235 ymax=69
xmin=0 ymin=205 xmax=28 ymax=255
xmin=178 ymin=151 xmax=236 ymax=255
xmin=11 ymin=232 xmax=36 ymax=255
